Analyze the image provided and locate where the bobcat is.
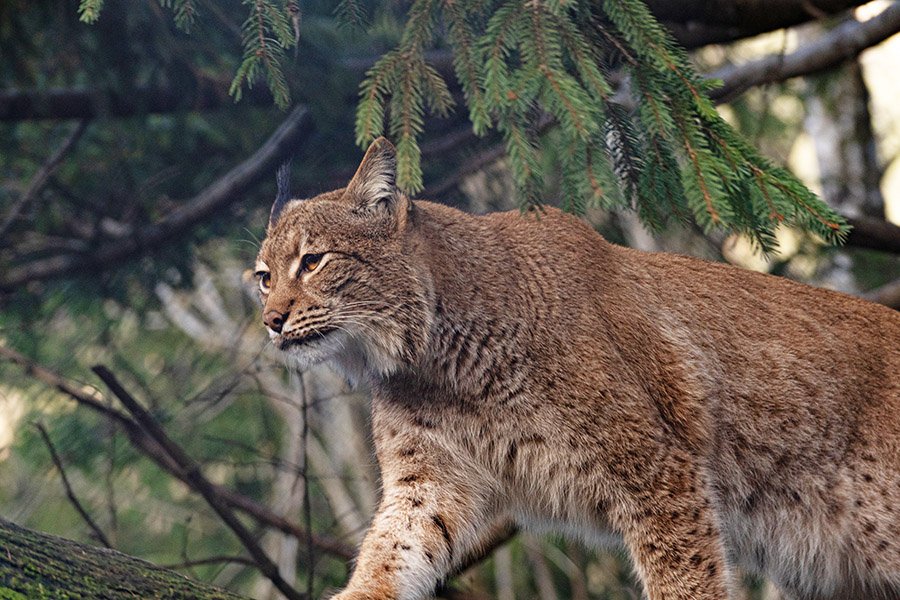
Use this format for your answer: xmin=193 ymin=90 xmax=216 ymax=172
xmin=254 ymin=138 xmax=900 ymax=600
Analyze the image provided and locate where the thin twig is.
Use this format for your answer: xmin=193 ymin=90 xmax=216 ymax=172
xmin=161 ymin=554 xmax=258 ymax=569
xmin=299 ymin=373 xmax=315 ymax=598
xmin=33 ymin=422 xmax=112 ymax=548
xmin=91 ymin=364 xmax=306 ymax=600
xmin=0 ymin=120 xmax=89 ymax=239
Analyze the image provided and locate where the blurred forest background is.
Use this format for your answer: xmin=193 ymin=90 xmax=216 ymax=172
xmin=2 ymin=1 xmax=900 ymax=599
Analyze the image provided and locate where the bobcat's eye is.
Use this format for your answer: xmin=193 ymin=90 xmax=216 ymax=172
xmin=256 ymin=271 xmax=271 ymax=293
xmin=301 ymin=253 xmax=323 ymax=273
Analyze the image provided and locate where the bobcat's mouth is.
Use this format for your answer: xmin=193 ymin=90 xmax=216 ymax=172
xmin=278 ymin=326 xmax=337 ymax=350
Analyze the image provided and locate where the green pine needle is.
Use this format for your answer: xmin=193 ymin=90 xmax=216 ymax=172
xmin=77 ymin=0 xmax=105 ymax=23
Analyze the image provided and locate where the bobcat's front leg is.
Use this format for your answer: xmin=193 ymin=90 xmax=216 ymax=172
xmin=614 ymin=449 xmax=734 ymax=600
xmin=334 ymin=429 xmax=496 ymax=600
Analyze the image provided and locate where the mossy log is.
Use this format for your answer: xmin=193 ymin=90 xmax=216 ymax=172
xmin=0 ymin=517 xmax=248 ymax=599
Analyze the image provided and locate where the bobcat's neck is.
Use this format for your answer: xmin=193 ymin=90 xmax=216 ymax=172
xmin=379 ymin=202 xmax=594 ymax=402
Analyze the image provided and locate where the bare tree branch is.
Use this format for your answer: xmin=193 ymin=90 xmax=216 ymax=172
xmin=648 ymin=0 xmax=871 ymax=48
xmin=844 ymin=215 xmax=900 ymax=255
xmin=0 ymin=84 xmax=274 ymax=122
xmin=161 ymin=555 xmax=259 ymax=570
xmin=0 ymin=105 xmax=314 ymax=292
xmin=91 ymin=364 xmax=306 ymax=600
xmin=0 ymin=345 xmax=355 ymax=560
xmin=709 ymin=3 xmax=900 ymax=103
xmin=33 ymin=421 xmax=113 ymax=549
xmin=0 ymin=120 xmax=89 ymax=238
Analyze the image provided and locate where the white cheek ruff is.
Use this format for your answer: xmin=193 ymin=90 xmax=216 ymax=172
xmin=279 ymin=330 xmax=351 ymax=372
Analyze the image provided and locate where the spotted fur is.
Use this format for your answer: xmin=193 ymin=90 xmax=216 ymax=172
xmin=255 ymin=138 xmax=900 ymax=600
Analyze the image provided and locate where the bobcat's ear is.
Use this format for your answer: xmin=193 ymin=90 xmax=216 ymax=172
xmin=268 ymin=157 xmax=293 ymax=229
xmin=345 ymin=137 xmax=399 ymax=214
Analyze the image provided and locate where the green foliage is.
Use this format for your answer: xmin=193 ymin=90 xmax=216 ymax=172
xmin=353 ymin=0 xmax=848 ymax=251
xmin=4 ymin=5 xmax=895 ymax=600
xmin=159 ymin=0 xmax=198 ymax=32
xmin=229 ymin=0 xmax=297 ymax=110
xmin=77 ymin=0 xmax=295 ymax=108
xmin=334 ymin=0 xmax=370 ymax=30
xmin=355 ymin=0 xmax=454 ymax=192
xmin=77 ymin=0 xmax=105 ymax=24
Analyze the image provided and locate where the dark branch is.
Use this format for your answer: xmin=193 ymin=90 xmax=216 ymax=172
xmin=34 ymin=421 xmax=113 ymax=549
xmin=161 ymin=555 xmax=258 ymax=570
xmin=709 ymin=4 xmax=900 ymax=103
xmin=0 ymin=105 xmax=314 ymax=292
xmin=0 ymin=120 xmax=89 ymax=238
xmin=844 ymin=215 xmax=900 ymax=255
xmin=91 ymin=364 xmax=306 ymax=600
xmin=0 ymin=84 xmax=274 ymax=122
xmin=647 ymin=0 xmax=871 ymax=48
xmin=0 ymin=2 xmax=873 ymax=124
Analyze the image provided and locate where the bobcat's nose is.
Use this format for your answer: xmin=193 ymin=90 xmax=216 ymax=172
xmin=264 ymin=309 xmax=288 ymax=333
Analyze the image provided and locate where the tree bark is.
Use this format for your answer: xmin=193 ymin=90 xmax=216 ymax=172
xmin=802 ymin=42 xmax=884 ymax=219
xmin=708 ymin=3 xmax=900 ymax=103
xmin=647 ymin=0 xmax=871 ymax=48
xmin=0 ymin=517 xmax=249 ymax=599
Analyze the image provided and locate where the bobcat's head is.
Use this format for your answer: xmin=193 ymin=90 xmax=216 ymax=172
xmin=254 ymin=138 xmax=431 ymax=381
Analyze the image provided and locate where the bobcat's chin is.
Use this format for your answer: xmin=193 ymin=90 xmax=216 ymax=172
xmin=271 ymin=328 xmax=350 ymax=371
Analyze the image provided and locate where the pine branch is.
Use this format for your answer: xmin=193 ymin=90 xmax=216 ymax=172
xmin=229 ymin=0 xmax=296 ymax=109
xmin=77 ymin=0 xmax=105 ymax=23
xmin=334 ymin=0 xmax=369 ymax=30
xmin=444 ymin=1 xmax=491 ymax=134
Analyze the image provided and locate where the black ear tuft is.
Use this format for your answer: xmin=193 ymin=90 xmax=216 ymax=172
xmin=345 ymin=137 xmax=398 ymax=213
xmin=269 ymin=157 xmax=293 ymax=228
